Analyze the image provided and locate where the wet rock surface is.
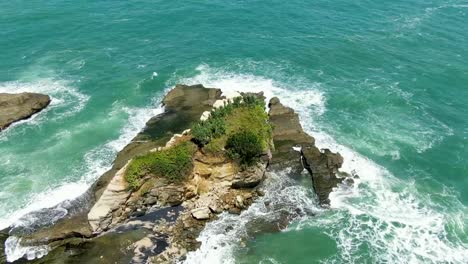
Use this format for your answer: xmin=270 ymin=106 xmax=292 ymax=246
xmin=0 ymin=92 xmax=51 ymax=131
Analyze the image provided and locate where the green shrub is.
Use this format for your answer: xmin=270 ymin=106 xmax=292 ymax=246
xmin=203 ymin=138 xmax=225 ymax=155
xmin=125 ymin=141 xmax=196 ymax=188
xmin=191 ymin=95 xmax=267 ymax=147
xmin=192 ymin=117 xmax=226 ymax=145
xmin=225 ymin=105 xmax=272 ymax=150
xmin=241 ymin=94 xmax=265 ymax=108
xmin=226 ymin=130 xmax=263 ymax=165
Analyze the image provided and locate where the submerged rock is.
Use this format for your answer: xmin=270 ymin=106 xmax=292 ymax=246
xmin=0 ymin=92 xmax=51 ymax=131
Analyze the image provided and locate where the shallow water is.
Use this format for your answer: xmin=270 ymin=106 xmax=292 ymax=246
xmin=1 ymin=0 xmax=467 ymax=263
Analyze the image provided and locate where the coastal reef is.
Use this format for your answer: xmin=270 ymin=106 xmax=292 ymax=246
xmin=2 ymin=84 xmax=352 ymax=263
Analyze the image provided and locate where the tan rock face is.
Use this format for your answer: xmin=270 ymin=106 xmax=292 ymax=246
xmin=232 ymin=162 xmax=267 ymax=189
xmin=0 ymin=92 xmax=51 ymax=131
xmin=88 ymin=162 xmax=131 ymax=232
xmin=267 ymin=97 xmax=314 ymax=172
xmin=191 ymin=207 xmax=211 ymax=220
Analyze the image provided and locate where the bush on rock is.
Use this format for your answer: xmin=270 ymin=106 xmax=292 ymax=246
xmin=125 ymin=141 xmax=196 ymax=188
xmin=226 ymin=130 xmax=263 ymax=165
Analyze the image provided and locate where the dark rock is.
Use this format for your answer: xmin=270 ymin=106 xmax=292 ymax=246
xmin=17 ymin=212 xmax=92 ymax=248
xmin=0 ymin=228 xmax=9 ymax=263
xmin=268 ymin=97 xmax=344 ymax=206
xmin=131 ymin=210 xmax=146 ymax=218
xmin=0 ymin=92 xmax=51 ymax=131
xmin=301 ymin=147 xmax=344 ymax=205
xmin=267 ymin=97 xmax=314 ymax=172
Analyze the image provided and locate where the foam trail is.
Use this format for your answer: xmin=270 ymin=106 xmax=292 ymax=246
xmin=176 ymin=65 xmax=468 ymax=263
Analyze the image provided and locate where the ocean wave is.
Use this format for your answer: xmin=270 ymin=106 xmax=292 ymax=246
xmin=176 ymin=64 xmax=468 ymax=264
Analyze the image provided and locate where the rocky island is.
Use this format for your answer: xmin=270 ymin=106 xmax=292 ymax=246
xmin=0 ymin=92 xmax=51 ymax=131
xmin=2 ymin=84 xmax=352 ymax=263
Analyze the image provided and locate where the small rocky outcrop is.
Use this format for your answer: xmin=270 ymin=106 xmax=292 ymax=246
xmin=301 ymin=146 xmax=344 ymax=204
xmin=267 ymin=97 xmax=349 ymax=205
xmin=0 ymin=92 xmax=51 ymax=131
xmin=5 ymin=86 xmax=350 ymax=264
xmin=232 ymin=162 xmax=266 ymax=189
xmin=268 ymin=97 xmax=314 ymax=172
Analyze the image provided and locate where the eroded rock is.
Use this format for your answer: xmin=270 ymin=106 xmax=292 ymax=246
xmin=232 ymin=162 xmax=267 ymax=189
xmin=0 ymin=92 xmax=51 ymax=131
xmin=267 ymin=97 xmax=346 ymax=206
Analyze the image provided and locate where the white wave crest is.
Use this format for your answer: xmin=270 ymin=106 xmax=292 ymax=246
xmin=176 ymin=64 xmax=326 ymax=116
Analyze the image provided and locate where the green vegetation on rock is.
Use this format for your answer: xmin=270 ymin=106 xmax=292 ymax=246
xmin=226 ymin=130 xmax=263 ymax=165
xmin=125 ymin=141 xmax=196 ymax=188
xmin=192 ymin=94 xmax=272 ymax=164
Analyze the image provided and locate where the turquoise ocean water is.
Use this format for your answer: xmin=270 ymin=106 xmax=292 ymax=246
xmin=1 ymin=0 xmax=467 ymax=263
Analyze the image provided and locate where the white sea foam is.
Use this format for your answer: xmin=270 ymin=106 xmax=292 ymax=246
xmin=177 ymin=64 xmax=326 ymax=116
xmin=4 ymin=236 xmax=48 ymax=262
xmin=176 ymin=65 xmax=468 ymax=264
